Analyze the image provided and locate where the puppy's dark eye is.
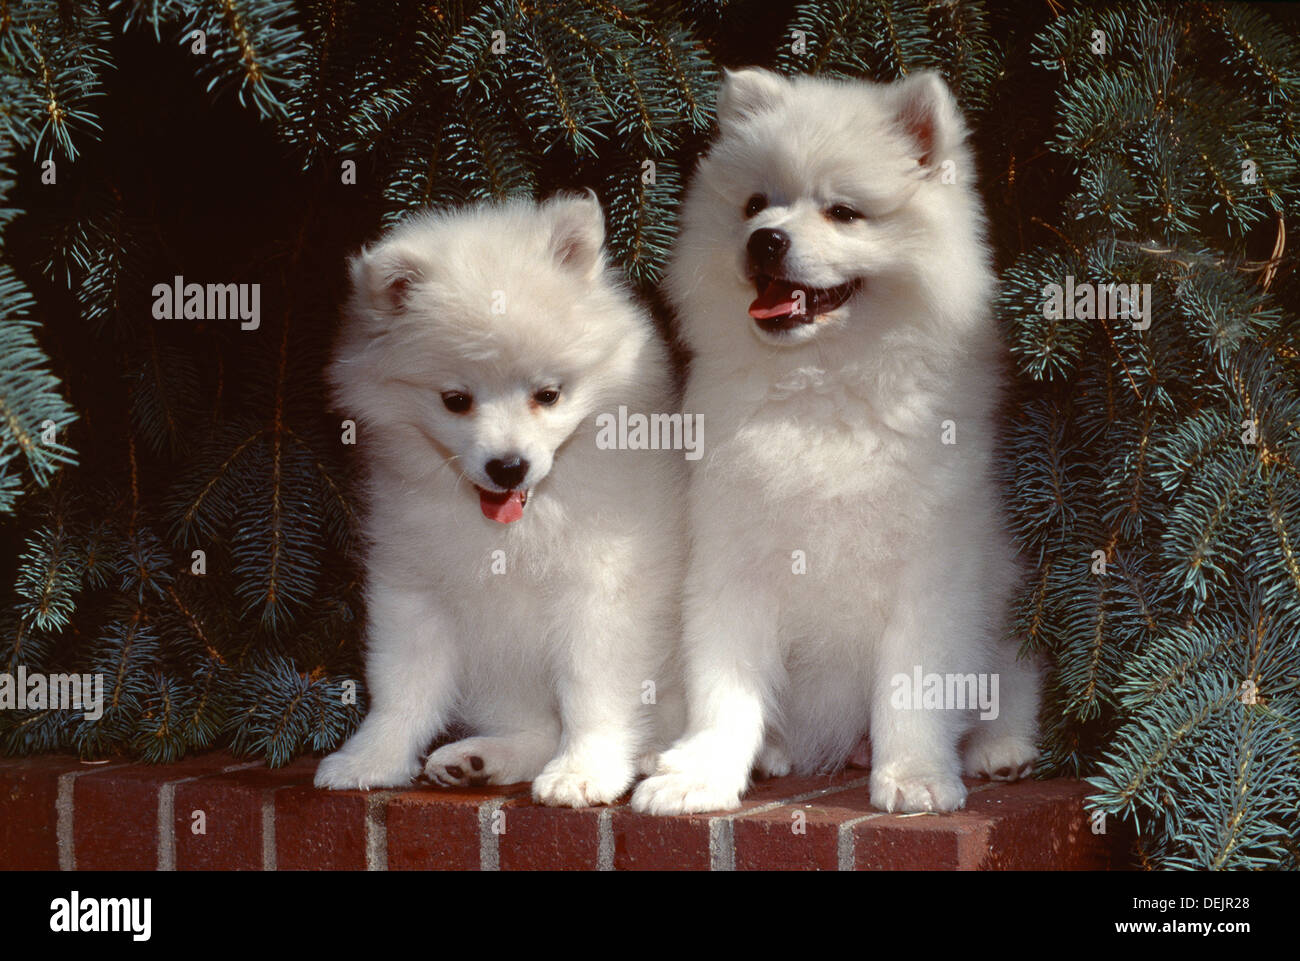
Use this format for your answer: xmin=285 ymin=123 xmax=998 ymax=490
xmin=744 ymin=194 xmax=767 ymax=218
xmin=828 ymin=204 xmax=864 ymax=223
xmin=441 ymin=391 xmax=472 ymax=414
xmin=533 ymin=387 xmax=561 ymax=407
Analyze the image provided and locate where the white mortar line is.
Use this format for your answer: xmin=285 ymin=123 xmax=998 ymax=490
xmin=597 ymin=808 xmax=615 ymax=871
xmin=478 ymin=792 xmax=529 ymax=871
xmin=158 ymin=761 xmax=261 ymax=871
xmin=708 ymin=776 xmax=873 ymax=871
xmin=837 ymin=812 xmax=886 ymax=870
xmin=708 ymin=818 xmax=735 ymax=871
xmin=261 ymin=789 xmax=277 ymax=871
xmin=56 ymin=762 xmax=131 ymax=871
xmin=365 ymin=791 xmax=399 ymax=871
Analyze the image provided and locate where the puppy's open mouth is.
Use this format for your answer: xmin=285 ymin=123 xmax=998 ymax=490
xmin=476 ymin=486 xmax=529 ymax=524
xmin=748 ymin=275 xmax=861 ymax=332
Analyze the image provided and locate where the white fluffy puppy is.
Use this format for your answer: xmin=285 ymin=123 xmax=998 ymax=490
xmin=633 ymin=69 xmax=1040 ymax=816
xmin=315 ymin=194 xmax=684 ymax=807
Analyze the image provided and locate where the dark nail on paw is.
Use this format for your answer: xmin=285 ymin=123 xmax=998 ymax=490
xmin=469 ymin=755 xmax=484 ymax=771
xmin=445 ymin=765 xmax=463 ymax=779
xmin=994 ymin=766 xmax=1012 ymax=778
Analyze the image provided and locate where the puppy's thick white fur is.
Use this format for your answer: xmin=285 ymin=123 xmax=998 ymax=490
xmin=315 ymin=195 xmax=685 ymax=807
xmin=632 ymin=70 xmax=1041 ymax=816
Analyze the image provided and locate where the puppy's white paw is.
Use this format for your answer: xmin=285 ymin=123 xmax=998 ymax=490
xmin=963 ymin=733 xmax=1037 ymax=781
xmin=870 ymin=764 xmax=967 ymax=813
xmin=630 ymin=749 xmax=744 ymax=815
xmin=629 ymin=739 xmax=749 ymax=815
xmin=425 ymin=738 xmax=509 ymax=787
xmin=631 ymin=771 xmax=742 ymax=815
xmin=314 ymin=748 xmax=419 ymax=790
xmin=754 ymin=741 xmax=791 ymax=779
xmin=532 ymin=758 xmax=631 ymax=808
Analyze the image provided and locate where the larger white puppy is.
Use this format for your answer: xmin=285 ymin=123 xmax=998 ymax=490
xmin=633 ymin=69 xmax=1040 ymax=816
xmin=316 ymin=194 xmax=684 ymax=807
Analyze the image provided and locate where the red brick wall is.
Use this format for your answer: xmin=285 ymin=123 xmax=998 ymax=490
xmin=0 ymin=753 xmax=1132 ymax=870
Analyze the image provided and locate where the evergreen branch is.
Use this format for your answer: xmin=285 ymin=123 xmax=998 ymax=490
xmin=0 ymin=267 xmax=79 ymax=505
xmin=171 ymin=0 xmax=308 ymax=119
xmin=169 ymin=424 xmax=265 ymax=543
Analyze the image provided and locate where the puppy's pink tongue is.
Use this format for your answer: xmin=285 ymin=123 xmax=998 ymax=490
xmin=749 ymin=279 xmax=802 ymax=319
xmin=479 ymin=489 xmax=524 ymax=523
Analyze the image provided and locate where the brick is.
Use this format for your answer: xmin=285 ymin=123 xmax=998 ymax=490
xmin=734 ymin=778 xmax=1100 ymax=871
xmin=835 ymin=780 xmax=1013 ymax=870
xmin=612 ymin=772 xmax=865 ymax=871
xmin=842 ymin=778 xmax=1122 ymax=870
xmin=498 ymin=797 xmax=604 ymax=870
xmin=0 ymin=746 xmax=1135 ymax=871
xmin=734 ymin=786 xmax=878 ymax=871
xmin=386 ymin=783 xmax=527 ymax=870
xmin=973 ymin=778 xmax=1125 ymax=869
xmin=275 ymin=780 xmax=370 ymax=871
xmin=733 ymin=774 xmax=1013 ymax=871
xmin=0 ymin=754 xmax=96 ymax=869
xmin=173 ymin=759 xmax=315 ymax=870
xmin=852 ymin=808 xmax=991 ymax=870
xmin=73 ymin=753 xmax=249 ymax=870
xmin=611 ymin=807 xmax=711 ymax=871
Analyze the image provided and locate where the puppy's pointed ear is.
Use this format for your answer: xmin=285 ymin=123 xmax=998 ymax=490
xmin=545 ymin=189 xmax=605 ymax=279
xmin=890 ymin=71 xmax=967 ymax=174
xmin=350 ymin=240 xmax=426 ymax=314
xmin=716 ymin=67 xmax=786 ymax=129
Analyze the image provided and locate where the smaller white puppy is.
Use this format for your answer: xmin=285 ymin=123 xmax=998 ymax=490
xmin=315 ymin=194 xmax=684 ymax=807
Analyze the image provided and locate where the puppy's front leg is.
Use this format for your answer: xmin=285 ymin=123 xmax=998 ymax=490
xmin=868 ymin=552 xmax=973 ymax=814
xmin=630 ymin=585 xmax=777 ymax=815
xmin=315 ymin=581 xmax=459 ymax=790
xmin=531 ymin=602 xmax=648 ymax=808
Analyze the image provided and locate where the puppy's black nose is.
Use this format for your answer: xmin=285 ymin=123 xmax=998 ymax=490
xmin=485 ymin=456 xmax=529 ymax=490
xmin=747 ymin=228 xmax=790 ymax=273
